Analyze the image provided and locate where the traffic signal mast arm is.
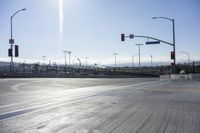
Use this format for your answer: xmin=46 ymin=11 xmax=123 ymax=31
xmin=121 ymin=33 xmax=173 ymax=47
xmin=134 ymin=35 xmax=174 ymax=46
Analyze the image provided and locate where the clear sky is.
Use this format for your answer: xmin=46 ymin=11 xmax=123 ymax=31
xmin=0 ymin=0 xmax=200 ymax=66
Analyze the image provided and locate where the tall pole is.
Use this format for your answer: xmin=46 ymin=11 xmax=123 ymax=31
xmin=132 ymin=54 xmax=138 ymax=68
xmin=172 ymin=19 xmax=176 ymax=65
xmin=85 ymin=57 xmax=88 ymax=66
xmin=180 ymin=51 xmax=190 ymax=63
xmin=135 ymin=44 xmax=143 ymax=68
xmin=150 ymin=55 xmax=153 ymax=67
xmin=132 ymin=56 xmax=134 ymax=68
xmin=63 ymin=51 xmax=67 ymax=73
xmin=42 ymin=56 xmax=46 ymax=65
xmin=113 ymin=53 xmax=118 ymax=68
xmin=66 ymin=51 xmax=71 ymax=66
xmin=10 ymin=8 xmax=26 ymax=72
xmin=152 ymin=17 xmax=176 ymax=73
xmin=139 ymin=45 xmax=140 ymax=68
xmin=63 ymin=51 xmax=67 ymax=65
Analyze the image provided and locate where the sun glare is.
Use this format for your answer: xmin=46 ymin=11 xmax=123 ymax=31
xmin=59 ymin=0 xmax=64 ymax=48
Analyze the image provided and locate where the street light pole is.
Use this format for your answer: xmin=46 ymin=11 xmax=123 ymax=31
xmin=66 ymin=51 xmax=71 ymax=66
xmin=150 ymin=55 xmax=153 ymax=67
xmin=180 ymin=51 xmax=190 ymax=63
xmin=10 ymin=8 xmax=26 ymax=72
xmin=63 ymin=51 xmax=67 ymax=73
xmin=85 ymin=57 xmax=88 ymax=66
xmin=135 ymin=44 xmax=143 ymax=68
xmin=132 ymin=54 xmax=138 ymax=68
xmin=63 ymin=51 xmax=67 ymax=65
xmin=42 ymin=56 xmax=46 ymax=65
xmin=152 ymin=17 xmax=176 ymax=73
xmin=113 ymin=53 xmax=118 ymax=68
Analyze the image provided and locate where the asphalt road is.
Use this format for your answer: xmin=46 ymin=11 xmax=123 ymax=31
xmin=0 ymin=78 xmax=200 ymax=133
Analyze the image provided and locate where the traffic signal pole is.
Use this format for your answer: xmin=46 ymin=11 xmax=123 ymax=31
xmin=152 ymin=17 xmax=176 ymax=74
xmin=172 ymin=19 xmax=176 ymax=73
xmin=10 ymin=15 xmax=14 ymax=72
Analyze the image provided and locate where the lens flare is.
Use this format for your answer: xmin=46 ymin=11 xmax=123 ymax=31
xmin=59 ymin=0 xmax=64 ymax=48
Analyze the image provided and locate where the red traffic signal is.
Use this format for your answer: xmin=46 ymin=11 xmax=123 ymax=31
xmin=171 ymin=51 xmax=175 ymax=60
xmin=121 ymin=34 xmax=125 ymax=41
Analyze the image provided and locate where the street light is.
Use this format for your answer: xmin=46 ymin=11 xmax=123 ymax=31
xmin=9 ymin=8 xmax=26 ymax=72
xmin=113 ymin=53 xmax=118 ymax=68
xmin=152 ymin=17 xmax=176 ymax=72
xmin=85 ymin=57 xmax=88 ymax=66
xmin=132 ymin=54 xmax=138 ymax=68
xmin=77 ymin=58 xmax=81 ymax=67
xmin=63 ymin=50 xmax=67 ymax=73
xmin=135 ymin=44 xmax=143 ymax=68
xmin=42 ymin=56 xmax=46 ymax=65
xmin=67 ymin=51 xmax=71 ymax=66
xmin=180 ymin=51 xmax=190 ymax=63
xmin=63 ymin=50 xmax=67 ymax=65
xmin=150 ymin=55 xmax=153 ymax=67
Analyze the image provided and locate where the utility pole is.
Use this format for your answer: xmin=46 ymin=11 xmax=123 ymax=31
xmin=42 ymin=56 xmax=46 ymax=65
xmin=63 ymin=50 xmax=67 ymax=65
xmin=180 ymin=51 xmax=190 ymax=63
xmin=113 ymin=53 xmax=118 ymax=68
xmin=150 ymin=55 xmax=153 ymax=68
xmin=66 ymin=51 xmax=71 ymax=66
xmin=63 ymin=50 xmax=67 ymax=73
xmin=135 ymin=44 xmax=143 ymax=68
xmin=85 ymin=57 xmax=88 ymax=66
xmin=132 ymin=54 xmax=138 ymax=68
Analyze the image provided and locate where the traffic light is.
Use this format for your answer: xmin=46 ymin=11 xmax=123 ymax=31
xmin=15 ymin=45 xmax=19 ymax=57
xmin=121 ymin=34 xmax=125 ymax=41
xmin=171 ymin=51 xmax=175 ymax=60
xmin=8 ymin=48 xmax=12 ymax=57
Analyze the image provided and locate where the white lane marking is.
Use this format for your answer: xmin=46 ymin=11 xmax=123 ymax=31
xmin=0 ymin=101 xmax=58 ymax=118
xmin=0 ymin=102 xmax=29 ymax=109
xmin=0 ymin=93 xmax=101 ymax=122
xmin=11 ymin=82 xmax=27 ymax=93
xmin=75 ymin=129 xmax=102 ymax=133
xmin=109 ymin=80 xmax=164 ymax=90
xmin=51 ymin=81 xmax=68 ymax=87
xmin=11 ymin=81 xmax=54 ymax=93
